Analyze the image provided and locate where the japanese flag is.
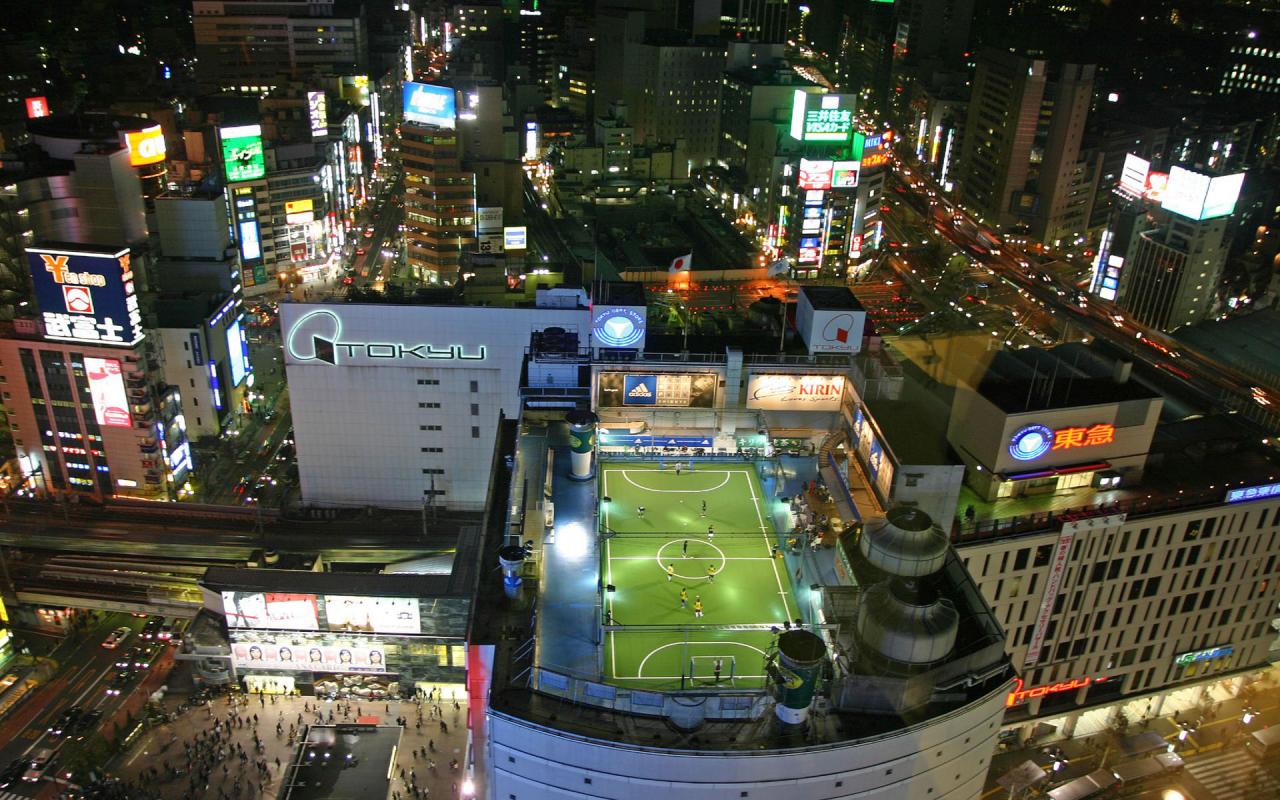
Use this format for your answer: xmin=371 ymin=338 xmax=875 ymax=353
xmin=669 ymin=253 xmax=692 ymax=273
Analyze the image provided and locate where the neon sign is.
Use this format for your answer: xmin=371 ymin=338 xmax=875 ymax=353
xmin=591 ymin=307 xmax=645 ymax=348
xmin=1006 ymin=675 xmax=1101 ymax=707
xmin=286 ymin=309 xmax=486 ymax=366
xmin=1174 ymin=645 xmax=1232 ymax=666
xmin=1009 ymin=423 xmax=1115 ymax=461
xmin=1226 ymin=482 xmax=1280 ymax=503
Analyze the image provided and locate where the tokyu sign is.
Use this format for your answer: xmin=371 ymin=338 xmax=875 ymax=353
xmin=285 ymin=309 xmax=485 ymax=366
xmin=1009 ymin=423 xmax=1115 ymax=462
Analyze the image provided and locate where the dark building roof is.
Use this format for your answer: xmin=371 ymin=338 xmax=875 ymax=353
xmin=978 ymin=349 xmax=1159 ymax=414
xmin=593 ymin=281 xmax=646 ymax=307
xmin=201 ymin=566 xmax=464 ymax=598
xmin=802 ymin=285 xmax=864 ymax=311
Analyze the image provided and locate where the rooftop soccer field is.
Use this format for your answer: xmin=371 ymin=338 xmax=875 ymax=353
xmin=599 ymin=462 xmax=797 ymax=690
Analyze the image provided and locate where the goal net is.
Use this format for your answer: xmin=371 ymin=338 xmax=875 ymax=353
xmin=687 ymin=655 xmax=737 ymax=687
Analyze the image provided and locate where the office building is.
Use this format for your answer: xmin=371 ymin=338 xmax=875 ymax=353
xmin=956 ymin=50 xmax=1096 ymax=244
xmin=192 ymin=0 xmax=368 ymax=90
xmin=1117 ymin=212 xmax=1229 ymax=332
xmin=402 ymin=123 xmax=477 ymax=282
xmin=280 ymin=295 xmax=589 ymax=512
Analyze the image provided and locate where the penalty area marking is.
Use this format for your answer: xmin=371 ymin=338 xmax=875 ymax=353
xmin=617 ymin=470 xmax=735 ymax=493
xmin=633 ymin=640 xmax=769 ymax=678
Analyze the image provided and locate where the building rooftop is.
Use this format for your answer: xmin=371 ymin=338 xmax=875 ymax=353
xmin=1174 ymin=309 xmax=1280 ymax=390
xmin=802 ymin=285 xmax=864 ymax=311
xmin=592 ymin=280 xmax=646 ymax=307
xmin=27 ymin=112 xmax=154 ymax=140
xmin=281 ymin=724 xmax=400 ymax=800
xmin=977 ymin=348 xmax=1159 ymax=414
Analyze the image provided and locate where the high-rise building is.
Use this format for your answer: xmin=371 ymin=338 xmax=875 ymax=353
xmin=1117 ymin=212 xmax=1229 ymax=332
xmin=719 ymin=0 xmax=791 ymax=44
xmin=955 ymin=50 xmax=1095 ymax=244
xmin=192 ymin=0 xmax=368 ymax=89
xmin=401 ymin=82 xmax=477 ymax=283
xmin=632 ymin=37 xmax=726 ymax=166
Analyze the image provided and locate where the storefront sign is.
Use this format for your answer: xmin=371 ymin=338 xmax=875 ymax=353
xmin=27 ymin=246 xmax=143 ymax=346
xmin=1226 ymin=482 xmax=1280 ymax=503
xmin=1174 ymin=645 xmax=1232 ymax=666
xmin=122 ymin=125 xmax=166 ymax=166
xmin=286 ymin=309 xmax=486 ymax=366
xmin=1023 ymin=527 xmax=1075 ymax=668
xmin=1006 ymin=675 xmax=1094 ymax=707
xmin=1009 ymin=423 xmax=1115 ymax=461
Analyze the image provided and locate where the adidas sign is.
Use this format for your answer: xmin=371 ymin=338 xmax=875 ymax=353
xmin=628 ymin=383 xmax=653 ymax=398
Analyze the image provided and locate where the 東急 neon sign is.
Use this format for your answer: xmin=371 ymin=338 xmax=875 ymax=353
xmin=1009 ymin=423 xmax=1116 ymax=461
xmin=1006 ymin=675 xmax=1104 ymax=707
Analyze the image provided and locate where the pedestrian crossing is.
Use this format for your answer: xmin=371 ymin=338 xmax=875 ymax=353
xmin=0 ymin=791 xmax=29 ymax=800
xmin=1184 ymin=747 xmax=1280 ymax=799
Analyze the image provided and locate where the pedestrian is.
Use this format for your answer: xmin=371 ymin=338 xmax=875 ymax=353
xmin=428 ymin=739 xmax=435 ymax=752
xmin=682 ymin=539 xmax=689 ymax=557
xmin=707 ymin=525 xmax=714 ymax=540
xmin=637 ymin=505 xmax=645 ymax=518
xmin=666 ymin=563 xmax=675 ymax=581
xmin=440 ymin=720 xmax=448 ymax=734
xmin=694 ymin=596 xmax=704 ymax=618
xmin=706 ymin=564 xmax=717 ymax=582
xmin=680 ymin=587 xmax=688 ymax=608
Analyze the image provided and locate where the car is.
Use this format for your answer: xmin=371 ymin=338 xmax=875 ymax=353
xmin=356 ymin=247 xmax=367 ymax=256
xmin=102 ymin=627 xmax=130 ymax=649
xmin=48 ymin=707 xmax=81 ymax=737
xmin=342 ymin=276 xmax=354 ymax=285
xmin=363 ymin=229 xmax=374 ymax=238
xmin=73 ymin=709 xmax=103 ymax=739
xmin=158 ymin=624 xmax=173 ymax=641
xmin=22 ymin=748 xmax=53 ymax=783
xmin=115 ymin=646 xmax=141 ymax=669
xmin=105 ymin=670 xmax=132 ymax=696
xmin=0 ymin=757 xmax=25 ymax=789
xmin=141 ymin=617 xmax=163 ymax=640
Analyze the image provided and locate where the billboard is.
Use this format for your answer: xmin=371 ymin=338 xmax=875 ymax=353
xmin=285 ymin=199 xmax=314 ymax=225
xmin=27 ymin=246 xmax=143 ymax=346
xmin=503 ymin=226 xmax=528 ymax=250
xmin=789 ymin=91 xmax=855 ymax=143
xmin=477 ymin=207 xmax=503 ymax=233
xmin=746 ymin=374 xmax=845 ymax=411
xmin=1118 ymin=154 xmax=1149 ymax=196
xmin=24 ymin=96 xmax=50 ymax=119
xmin=402 ymin=82 xmax=456 ymax=128
xmin=83 ymin=357 xmax=132 ymax=428
xmin=231 ymin=640 xmax=389 ymax=673
xmin=1160 ymin=166 xmax=1244 ymax=221
xmin=798 ymin=159 xmax=834 ymax=190
xmin=832 ymin=160 xmax=860 ymax=188
xmin=226 ymin=318 xmax=248 ymax=386
xmin=591 ymin=306 xmax=646 ymax=349
xmin=220 ymin=124 xmax=266 ymax=182
xmin=238 ymin=220 xmax=261 ymax=261
xmin=122 ymin=125 xmax=166 ymax=166
xmin=596 ymin=372 xmax=716 ymax=408
xmin=223 ymin=592 xmax=319 ymax=630
xmin=307 ymin=91 xmax=328 ymax=137
xmin=324 ymin=595 xmax=420 ymax=634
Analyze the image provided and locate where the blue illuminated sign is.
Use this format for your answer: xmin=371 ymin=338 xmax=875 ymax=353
xmin=226 ymin=318 xmax=248 ymax=387
xmin=238 ymin=220 xmax=261 ymax=262
xmin=1175 ymin=645 xmax=1233 ymax=666
xmin=591 ymin=307 xmax=646 ymax=348
xmin=190 ymin=332 xmax=204 ymax=366
xmin=402 ymin=82 xmax=456 ymax=128
xmin=599 ymin=432 xmax=714 ymax=449
xmin=27 ymin=246 xmax=143 ymax=347
xmin=1009 ymin=424 xmax=1054 ymax=461
xmin=1226 ymin=482 xmax=1280 ymax=503
xmin=622 ymin=375 xmax=658 ymax=406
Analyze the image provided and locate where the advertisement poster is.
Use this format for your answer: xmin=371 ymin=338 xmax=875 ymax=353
xmin=83 ymin=357 xmax=132 ymax=428
xmin=231 ymin=640 xmax=389 ymax=673
xmin=597 ymin=373 xmax=716 ymax=408
xmin=402 ymin=82 xmax=456 ymax=128
xmin=746 ymin=374 xmax=845 ymax=411
xmin=324 ymin=596 xmax=421 ymax=634
xmin=221 ymin=125 xmax=267 ymax=183
xmin=223 ymin=592 xmax=319 ymax=630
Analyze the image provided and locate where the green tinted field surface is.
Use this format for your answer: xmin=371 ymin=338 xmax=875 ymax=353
xmin=600 ymin=464 xmax=796 ymax=689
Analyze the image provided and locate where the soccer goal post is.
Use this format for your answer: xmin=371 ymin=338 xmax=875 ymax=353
xmin=687 ymin=654 xmax=736 ymax=686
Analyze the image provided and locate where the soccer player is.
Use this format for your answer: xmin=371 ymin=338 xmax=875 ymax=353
xmin=679 ymin=587 xmax=688 ymax=608
xmin=666 ymin=563 xmax=675 ymax=581
xmin=693 ymin=596 xmax=704 ymax=618
xmin=675 ymin=463 xmax=682 ymax=476
xmin=707 ymin=525 xmax=714 ymax=541
xmin=637 ymin=505 xmax=645 ymax=518
xmin=706 ymin=564 xmax=717 ymax=582
xmin=701 ymin=500 xmax=707 ymax=517
xmin=713 ymin=658 xmax=723 ymax=683
xmin=682 ymin=539 xmax=689 ymax=557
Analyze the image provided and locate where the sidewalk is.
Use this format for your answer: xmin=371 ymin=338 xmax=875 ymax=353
xmin=110 ymin=690 xmax=471 ymax=800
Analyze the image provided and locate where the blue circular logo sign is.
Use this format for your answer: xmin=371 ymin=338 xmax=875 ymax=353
xmin=1009 ymin=424 xmax=1053 ymax=461
xmin=592 ymin=307 xmax=645 ymax=348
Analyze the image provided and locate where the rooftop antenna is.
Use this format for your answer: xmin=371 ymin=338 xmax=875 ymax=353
xmin=1025 ymin=362 xmax=1039 ymax=411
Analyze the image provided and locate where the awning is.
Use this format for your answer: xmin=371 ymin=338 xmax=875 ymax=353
xmin=1002 ymin=461 xmax=1111 ymax=482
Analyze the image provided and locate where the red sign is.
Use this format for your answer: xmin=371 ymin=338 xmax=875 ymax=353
xmin=798 ymin=159 xmax=833 ymax=190
xmin=1052 ymin=423 xmax=1114 ymax=451
xmin=25 ymin=96 xmax=49 ymax=119
xmin=861 ymin=152 xmax=890 ymax=170
xmin=1006 ymin=675 xmax=1100 ymax=707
